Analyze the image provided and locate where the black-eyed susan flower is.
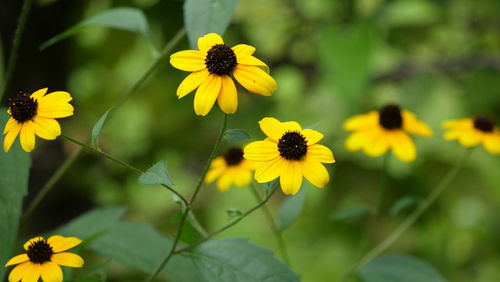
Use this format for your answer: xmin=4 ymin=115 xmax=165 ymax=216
xmin=443 ymin=116 xmax=500 ymax=154
xmin=343 ymin=104 xmax=433 ymax=162
xmin=3 ymin=88 xmax=74 ymax=152
xmin=170 ymin=33 xmax=277 ymax=116
xmin=205 ymin=147 xmax=255 ymax=192
xmin=244 ymin=117 xmax=335 ymax=195
xmin=5 ymin=235 xmax=83 ymax=282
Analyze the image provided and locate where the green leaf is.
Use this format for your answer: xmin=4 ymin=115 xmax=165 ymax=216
xmin=40 ymin=7 xmax=155 ymax=50
xmin=184 ymin=0 xmax=241 ymax=48
xmin=0 ymin=108 xmax=31 ymax=281
xmin=277 ymin=188 xmax=306 ymax=230
xmin=226 ymin=208 xmax=243 ymax=220
xmin=390 ymin=196 xmax=422 ymax=216
xmin=358 ymin=254 xmax=447 ymax=282
xmin=188 ymin=238 xmax=299 ymax=282
xmin=381 ymin=0 xmax=439 ymax=27
xmin=223 ymin=129 xmax=251 ymax=142
xmin=329 ymin=205 xmax=370 ymax=222
xmin=91 ymin=109 xmax=111 ymax=149
xmin=138 ymin=161 xmax=174 ymax=186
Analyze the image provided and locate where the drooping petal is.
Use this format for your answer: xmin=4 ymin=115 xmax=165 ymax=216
xmin=205 ymin=157 xmax=227 ymax=183
xmin=343 ymin=111 xmax=379 ymax=131
xmin=362 ymin=130 xmax=390 ymax=157
xmin=301 ymin=129 xmax=323 ymax=145
xmin=484 ymin=133 xmax=500 ymax=154
xmin=458 ymin=130 xmax=483 ymax=147
xmin=345 ymin=130 xmax=373 ymax=152
xmin=232 ymin=44 xmax=256 ymax=57
xmin=254 ymin=157 xmax=286 ymax=183
xmin=234 ymin=169 xmax=252 ymax=187
xmin=20 ymin=262 xmax=42 ymax=282
xmin=233 ymin=65 xmax=277 ymax=96
xmin=5 ymin=254 xmax=29 ymax=266
xmin=33 ymin=116 xmax=61 ymax=140
xmin=402 ymin=111 xmax=433 ymax=137
xmin=3 ymin=118 xmax=22 ymax=152
xmin=389 ymin=131 xmax=417 ymax=162
xmin=216 ymin=171 xmax=235 ymax=192
xmin=40 ymin=262 xmax=62 ymax=282
xmin=198 ymin=33 xmax=224 ymax=52
xmin=170 ymin=50 xmax=207 ymax=72
xmin=301 ymin=157 xmax=329 ymax=188
xmin=177 ymin=69 xmax=210 ymax=98
xmin=19 ymin=121 xmax=35 ymax=152
xmin=244 ymin=140 xmax=280 ymax=161
xmin=8 ymin=262 xmax=31 ymax=282
xmin=30 ymin=88 xmax=48 ymax=101
xmin=279 ymin=161 xmax=303 ymax=195
xmin=50 ymin=252 xmax=84 ymax=268
xmin=37 ymin=100 xmax=74 ymax=119
xmin=217 ymin=75 xmax=238 ymax=114
xmin=24 ymin=237 xmax=45 ymax=251
xmin=307 ymin=144 xmax=335 ymax=163
xmin=193 ymin=74 xmax=222 ymax=116
xmin=442 ymin=119 xmax=472 ymax=130
xmin=47 ymin=235 xmax=82 ymax=253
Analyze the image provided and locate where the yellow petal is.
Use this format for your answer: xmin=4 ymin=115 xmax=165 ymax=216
xmin=402 ymin=111 xmax=433 ymax=137
xmin=24 ymin=237 xmax=45 ymax=251
xmin=255 ymin=157 xmax=286 ymax=183
xmin=177 ymin=69 xmax=210 ymax=98
xmin=216 ymin=170 xmax=235 ymax=192
xmin=389 ymin=131 xmax=417 ymax=162
xmin=442 ymin=118 xmax=472 ymax=130
xmin=47 ymin=235 xmax=82 ymax=252
xmin=234 ymin=169 xmax=252 ymax=187
xmin=30 ymin=88 xmax=48 ymax=101
xmin=170 ymin=50 xmax=207 ymax=72
xmin=279 ymin=161 xmax=303 ymax=195
xmin=362 ymin=130 xmax=390 ymax=157
xmin=343 ymin=111 xmax=379 ymax=131
xmin=37 ymin=99 xmax=74 ymax=119
xmin=232 ymin=44 xmax=256 ymax=56
xmin=458 ymin=130 xmax=483 ymax=147
xmin=301 ymin=156 xmax=329 ymax=188
xmin=40 ymin=262 xmax=62 ymax=282
xmin=244 ymin=140 xmax=279 ymax=161
xmin=8 ymin=262 xmax=31 ymax=282
xmin=205 ymin=157 xmax=226 ymax=183
xmin=38 ymin=91 xmax=72 ymax=104
xmin=217 ymin=75 xmax=238 ymax=114
xmin=5 ymin=254 xmax=29 ymax=267
xmin=233 ymin=65 xmax=277 ymax=96
xmin=50 ymin=252 xmax=84 ymax=268
xmin=258 ymin=117 xmax=301 ymax=141
xmin=193 ymin=74 xmax=222 ymax=116
xmin=236 ymin=55 xmax=267 ymax=67
xmin=33 ymin=116 xmax=61 ymax=140
xmin=19 ymin=121 xmax=35 ymax=153
xmin=3 ymin=118 xmax=22 ymax=152
xmin=345 ymin=130 xmax=372 ymax=152
xmin=198 ymin=33 xmax=224 ymax=52
xmin=484 ymin=133 xmax=500 ymax=154
xmin=20 ymin=262 xmax=42 ymax=282
xmin=301 ymin=129 xmax=323 ymax=145
xmin=307 ymin=144 xmax=335 ymax=163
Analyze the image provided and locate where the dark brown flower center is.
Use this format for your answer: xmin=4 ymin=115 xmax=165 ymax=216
xmin=9 ymin=93 xmax=38 ymax=122
xmin=205 ymin=44 xmax=237 ymax=75
xmin=379 ymin=104 xmax=403 ymax=130
xmin=224 ymin=147 xmax=244 ymax=166
xmin=27 ymin=239 xmax=53 ymax=264
xmin=473 ymin=116 xmax=494 ymax=132
xmin=278 ymin=131 xmax=308 ymax=160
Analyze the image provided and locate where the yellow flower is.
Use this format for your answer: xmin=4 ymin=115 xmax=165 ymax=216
xmin=205 ymin=147 xmax=255 ymax=192
xmin=244 ymin=117 xmax=335 ymax=195
xmin=3 ymin=88 xmax=74 ymax=152
xmin=170 ymin=33 xmax=277 ymax=116
xmin=442 ymin=116 xmax=500 ymax=154
xmin=343 ymin=104 xmax=433 ymax=162
xmin=5 ymin=235 xmax=84 ymax=282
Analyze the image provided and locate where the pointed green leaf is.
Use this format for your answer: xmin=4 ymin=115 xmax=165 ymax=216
xmin=184 ymin=0 xmax=241 ymax=48
xmin=390 ymin=196 xmax=422 ymax=216
xmin=91 ymin=109 xmax=111 ymax=149
xmin=138 ymin=161 xmax=174 ymax=186
xmin=277 ymin=188 xmax=306 ymax=230
xmin=223 ymin=129 xmax=251 ymax=142
xmin=226 ymin=208 xmax=243 ymax=220
xmin=329 ymin=205 xmax=371 ymax=222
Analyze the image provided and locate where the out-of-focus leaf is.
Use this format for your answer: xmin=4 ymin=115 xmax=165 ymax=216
xmin=40 ymin=7 xmax=155 ymax=50
xmin=358 ymin=254 xmax=447 ymax=282
xmin=277 ymin=188 xmax=306 ymax=230
xmin=381 ymin=0 xmax=439 ymax=27
xmin=329 ymin=205 xmax=371 ymax=222
xmin=184 ymin=0 xmax=240 ymax=48
xmin=0 ymin=108 xmax=31 ymax=281
xmin=261 ymin=180 xmax=278 ymax=197
xmin=171 ymin=210 xmax=205 ymax=244
xmin=390 ymin=196 xmax=422 ymax=216
xmin=223 ymin=129 xmax=251 ymax=142
xmin=188 ymin=238 xmax=299 ymax=282
xmin=91 ymin=109 xmax=111 ymax=150
xmin=226 ymin=208 xmax=243 ymax=220
xmin=138 ymin=161 xmax=174 ymax=186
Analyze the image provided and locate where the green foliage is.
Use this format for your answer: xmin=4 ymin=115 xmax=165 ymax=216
xmin=0 ymin=109 xmax=31 ymax=281
xmin=226 ymin=208 xmax=243 ymax=219
xmin=329 ymin=205 xmax=371 ymax=222
xmin=138 ymin=161 xmax=174 ymax=186
xmin=380 ymin=0 xmax=440 ymax=27
xmin=184 ymin=0 xmax=241 ymax=48
xmin=358 ymin=254 xmax=447 ymax=282
xmin=223 ymin=129 xmax=251 ymax=142
xmin=390 ymin=196 xmax=422 ymax=216
xmin=91 ymin=109 xmax=111 ymax=150
xmin=277 ymin=187 xmax=306 ymax=230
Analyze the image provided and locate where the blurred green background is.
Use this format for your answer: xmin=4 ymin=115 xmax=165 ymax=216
xmin=2 ymin=0 xmax=500 ymax=281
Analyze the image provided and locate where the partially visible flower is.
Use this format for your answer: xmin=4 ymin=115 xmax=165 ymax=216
xmin=3 ymin=88 xmax=74 ymax=152
xmin=343 ymin=104 xmax=433 ymax=162
xmin=205 ymin=147 xmax=255 ymax=192
xmin=170 ymin=33 xmax=277 ymax=116
xmin=442 ymin=116 xmax=500 ymax=154
xmin=244 ymin=117 xmax=335 ymax=195
xmin=5 ymin=235 xmax=84 ymax=282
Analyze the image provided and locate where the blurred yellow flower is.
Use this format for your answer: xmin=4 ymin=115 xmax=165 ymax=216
xmin=3 ymin=88 xmax=74 ymax=152
xmin=443 ymin=116 xmax=500 ymax=154
xmin=343 ymin=104 xmax=433 ymax=162
xmin=205 ymin=147 xmax=254 ymax=192
xmin=170 ymin=33 xmax=277 ymax=116
xmin=244 ymin=117 xmax=335 ymax=195
xmin=5 ymin=235 xmax=84 ymax=282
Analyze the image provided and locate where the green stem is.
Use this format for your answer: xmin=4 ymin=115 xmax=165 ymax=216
xmin=250 ymin=183 xmax=291 ymax=265
xmin=145 ymin=114 xmax=228 ymax=282
xmin=0 ymin=0 xmax=33 ymax=102
xmin=349 ymin=148 xmax=472 ymax=273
